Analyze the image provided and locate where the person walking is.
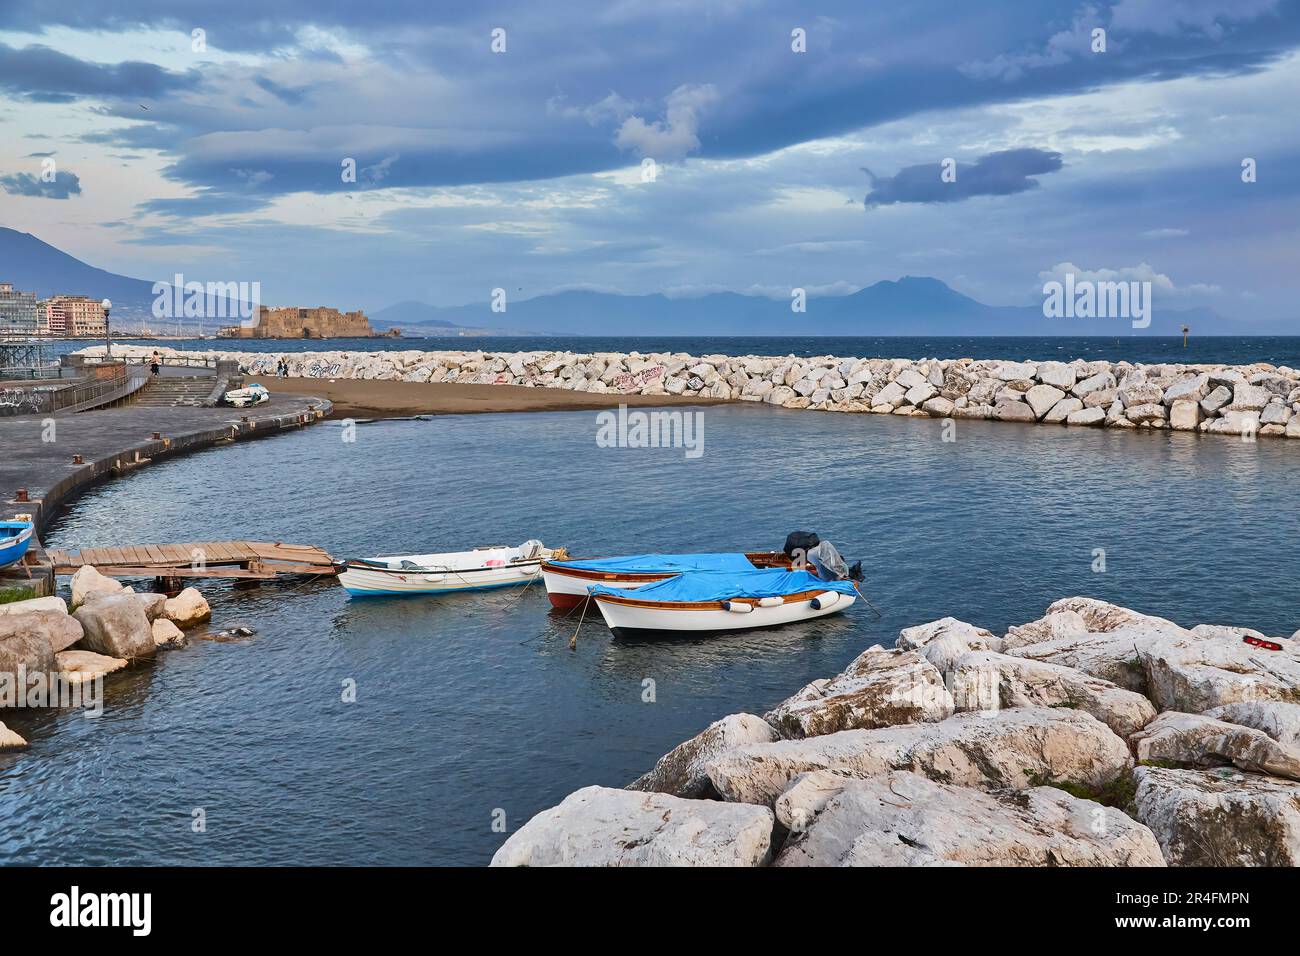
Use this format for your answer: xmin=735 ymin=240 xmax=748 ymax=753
xmin=150 ymin=351 xmax=161 ymax=377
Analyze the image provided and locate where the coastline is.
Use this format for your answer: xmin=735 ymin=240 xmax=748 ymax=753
xmin=83 ymin=345 xmax=1300 ymax=439
xmin=264 ymin=376 xmax=724 ymax=419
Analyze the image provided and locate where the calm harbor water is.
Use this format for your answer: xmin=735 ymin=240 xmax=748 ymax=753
xmin=49 ymin=335 xmax=1300 ymax=367
xmin=3 ymin=404 xmax=1299 ymax=865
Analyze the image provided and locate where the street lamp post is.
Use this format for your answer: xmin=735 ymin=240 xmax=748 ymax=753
xmin=102 ymin=298 xmax=112 ymax=360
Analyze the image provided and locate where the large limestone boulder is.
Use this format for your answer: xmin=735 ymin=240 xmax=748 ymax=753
xmin=490 ymin=786 xmax=774 ymax=867
xmin=1130 ymin=711 xmax=1300 ymax=781
xmin=705 ymin=707 xmax=1132 ymax=807
xmin=1204 ymin=702 xmax=1300 ymax=747
xmin=0 ymin=609 xmax=83 ymax=654
xmin=163 ymin=588 xmax=211 ymax=629
xmin=55 ymin=649 xmax=128 ymax=684
xmin=773 ymin=771 xmax=1164 ymax=867
xmin=72 ymin=594 xmax=155 ymax=660
xmin=764 ymin=648 xmax=954 ymax=738
xmin=1133 ymin=766 xmax=1300 ymax=865
xmin=897 ymin=616 xmax=1002 ymax=652
xmin=1002 ymin=608 xmax=1089 ymax=649
xmin=0 ymin=721 xmax=27 ymax=748
xmin=627 ymin=713 xmax=777 ymax=797
xmin=949 ymin=651 xmax=1157 ymax=738
xmin=1025 ymin=384 xmax=1066 ymax=419
xmin=151 ymin=618 xmax=185 ymax=648
xmin=70 ymin=565 xmax=123 ymax=609
xmin=0 ymin=628 xmax=55 ymax=695
xmin=0 ymin=595 xmax=67 ymax=617
xmin=1046 ymin=596 xmax=1179 ymax=633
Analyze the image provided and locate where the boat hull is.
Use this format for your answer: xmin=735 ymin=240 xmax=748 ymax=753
xmin=0 ymin=525 xmax=33 ymax=569
xmin=592 ymin=590 xmax=855 ymax=636
xmin=338 ymin=560 xmax=542 ymax=597
xmin=541 ymin=551 xmax=791 ymax=609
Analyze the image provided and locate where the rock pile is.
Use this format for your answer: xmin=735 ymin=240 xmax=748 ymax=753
xmin=0 ymin=569 xmax=214 ymax=747
xmin=493 ymin=598 xmax=1300 ymax=867
xmin=90 ymin=345 xmax=1300 ymax=440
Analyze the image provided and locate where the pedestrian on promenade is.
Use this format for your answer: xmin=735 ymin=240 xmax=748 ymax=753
xmin=150 ymin=351 xmax=161 ymax=376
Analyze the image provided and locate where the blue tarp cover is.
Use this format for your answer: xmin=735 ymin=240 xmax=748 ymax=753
xmin=556 ymin=552 xmax=757 ymax=574
xmin=589 ymin=568 xmax=857 ymax=603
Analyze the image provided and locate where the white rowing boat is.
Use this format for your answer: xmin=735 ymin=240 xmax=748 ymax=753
xmin=336 ymin=540 xmax=563 ymax=597
xmin=588 ymin=568 xmax=858 ymax=637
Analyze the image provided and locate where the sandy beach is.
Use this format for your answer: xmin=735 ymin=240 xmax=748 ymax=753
xmin=265 ymin=376 xmax=726 ymax=419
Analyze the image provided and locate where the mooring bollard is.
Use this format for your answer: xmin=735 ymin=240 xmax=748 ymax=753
xmin=151 ymin=431 xmax=162 ymax=440
xmin=14 ymin=488 xmax=29 ymax=503
xmin=72 ymin=454 xmax=84 ymax=465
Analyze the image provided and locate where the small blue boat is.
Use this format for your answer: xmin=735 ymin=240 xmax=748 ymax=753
xmin=0 ymin=520 xmax=34 ymax=569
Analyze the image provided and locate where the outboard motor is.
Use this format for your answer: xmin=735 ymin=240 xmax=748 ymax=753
xmin=783 ymin=530 xmax=820 ymax=557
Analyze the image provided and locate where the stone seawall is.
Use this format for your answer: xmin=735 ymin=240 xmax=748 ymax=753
xmin=90 ymin=345 xmax=1300 ymax=438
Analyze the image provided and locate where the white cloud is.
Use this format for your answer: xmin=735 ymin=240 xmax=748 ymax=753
xmin=614 ymin=83 xmax=718 ymax=161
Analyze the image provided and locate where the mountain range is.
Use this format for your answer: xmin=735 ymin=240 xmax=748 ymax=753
xmin=0 ymin=226 xmax=1266 ymax=336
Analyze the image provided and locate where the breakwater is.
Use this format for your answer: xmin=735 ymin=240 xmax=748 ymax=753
xmin=87 ymin=345 xmax=1300 ymax=439
xmin=493 ymin=598 xmax=1300 ymax=867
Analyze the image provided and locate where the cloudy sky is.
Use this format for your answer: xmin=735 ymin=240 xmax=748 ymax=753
xmin=1 ymin=0 xmax=1297 ymax=320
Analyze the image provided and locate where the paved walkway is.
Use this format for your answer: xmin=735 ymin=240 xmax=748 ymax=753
xmin=1 ymin=393 xmax=331 ymax=531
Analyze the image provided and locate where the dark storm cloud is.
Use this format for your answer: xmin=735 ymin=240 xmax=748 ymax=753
xmin=0 ymin=170 xmax=82 ymax=199
xmin=864 ymin=148 xmax=1065 ymax=206
xmin=0 ymin=42 xmax=199 ymax=101
xmin=136 ymin=193 xmax=273 ymax=218
xmin=2 ymin=0 xmax=1296 ymax=200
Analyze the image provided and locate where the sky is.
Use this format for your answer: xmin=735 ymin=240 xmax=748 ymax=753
xmin=0 ymin=0 xmax=1297 ymax=320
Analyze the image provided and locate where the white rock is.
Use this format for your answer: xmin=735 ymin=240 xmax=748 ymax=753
xmin=897 ymin=617 xmax=1002 ymax=652
xmin=164 ymin=588 xmax=211 ymax=628
xmin=1131 ymin=711 xmax=1300 ymax=781
xmin=1162 ymin=373 xmax=1209 ymax=404
xmin=1204 ymin=702 xmax=1300 ymax=747
xmin=1036 ymin=362 xmax=1076 ymax=391
xmin=705 ymin=708 xmax=1132 ymax=807
xmin=904 ymin=382 xmax=936 ymax=406
xmin=1025 ymin=384 xmax=1066 ymax=419
xmin=764 ymin=647 xmax=954 ymax=738
xmin=55 ymin=649 xmax=128 ymax=684
xmin=1169 ymin=400 xmax=1202 ymax=431
xmin=997 ymin=361 xmax=1037 ymax=381
xmin=1133 ymin=765 xmax=1300 ymax=865
xmin=151 ymin=618 xmax=185 ymax=647
xmin=1071 ymin=371 xmax=1116 ymax=399
xmin=994 ymin=401 xmax=1036 ymax=422
xmin=628 ymin=713 xmax=777 ymax=797
xmin=1002 ymin=609 xmax=1089 ymax=649
xmin=1228 ymin=383 xmax=1272 ymax=411
xmin=0 ymin=595 xmax=68 ymax=617
xmin=70 ymin=566 xmax=123 ymax=608
xmin=1043 ymin=397 xmax=1082 ymax=423
xmin=490 ymin=786 xmax=774 ymax=867
xmin=1200 ymin=385 xmax=1233 ymax=414
xmin=1065 ymin=406 xmax=1106 ymax=426
xmin=0 ymin=721 xmax=27 ymax=748
xmin=950 ymin=651 xmax=1158 ymax=738
xmin=773 ymin=771 xmax=1164 ymax=867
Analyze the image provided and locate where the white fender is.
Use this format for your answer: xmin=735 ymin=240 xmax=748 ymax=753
xmin=810 ymin=591 xmax=840 ymax=610
xmin=757 ymin=597 xmax=784 ymax=608
xmin=723 ymin=601 xmax=754 ymax=614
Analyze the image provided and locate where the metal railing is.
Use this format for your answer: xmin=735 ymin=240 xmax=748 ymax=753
xmin=0 ymin=365 xmax=149 ymax=416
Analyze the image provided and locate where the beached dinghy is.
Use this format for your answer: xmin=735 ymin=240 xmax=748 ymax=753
xmin=336 ymin=540 xmax=563 ymax=597
xmin=541 ymin=551 xmax=791 ymax=609
xmin=223 ymin=383 xmax=269 ymax=407
xmin=588 ymin=568 xmax=858 ymax=637
xmin=0 ymin=519 xmax=33 ymax=569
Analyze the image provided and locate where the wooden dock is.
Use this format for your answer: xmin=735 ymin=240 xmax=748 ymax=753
xmin=48 ymin=540 xmax=338 ymax=585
